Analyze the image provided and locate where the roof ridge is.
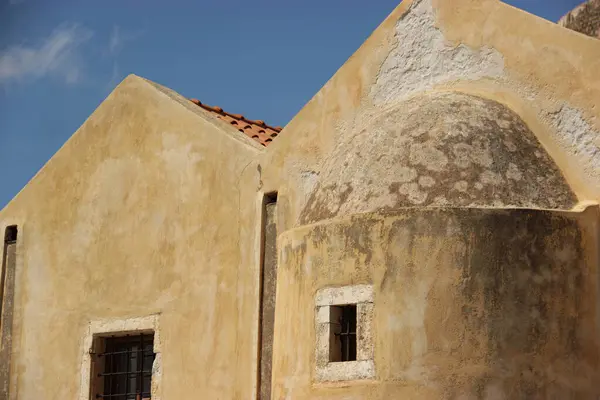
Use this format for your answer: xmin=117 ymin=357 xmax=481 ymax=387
xmin=190 ymin=99 xmax=283 ymax=133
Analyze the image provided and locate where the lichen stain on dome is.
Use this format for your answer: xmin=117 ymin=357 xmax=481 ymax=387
xmin=299 ymin=92 xmax=577 ymax=224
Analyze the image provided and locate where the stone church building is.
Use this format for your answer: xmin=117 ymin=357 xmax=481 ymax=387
xmin=1 ymin=0 xmax=600 ymax=398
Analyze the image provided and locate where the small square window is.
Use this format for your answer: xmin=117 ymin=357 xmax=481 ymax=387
xmin=315 ymin=285 xmax=375 ymax=382
xmin=330 ymin=305 xmax=357 ymax=362
xmin=93 ymin=333 xmax=155 ymax=400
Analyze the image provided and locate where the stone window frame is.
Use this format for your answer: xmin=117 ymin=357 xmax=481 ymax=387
xmin=315 ymin=284 xmax=375 ymax=382
xmin=78 ymin=314 xmax=162 ymax=400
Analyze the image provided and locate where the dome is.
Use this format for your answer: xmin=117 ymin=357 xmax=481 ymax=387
xmin=559 ymin=0 xmax=600 ymax=39
xmin=299 ymin=92 xmax=577 ymax=224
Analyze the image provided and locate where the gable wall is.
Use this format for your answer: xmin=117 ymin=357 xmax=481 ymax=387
xmin=235 ymin=0 xmax=600 ymax=397
xmin=2 ymin=0 xmax=600 ymax=398
xmin=0 ymin=75 xmax=263 ymax=399
xmin=244 ymin=0 xmax=600 ymax=234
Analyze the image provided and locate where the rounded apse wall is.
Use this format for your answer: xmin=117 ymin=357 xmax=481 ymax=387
xmin=273 ymin=207 xmax=599 ymax=399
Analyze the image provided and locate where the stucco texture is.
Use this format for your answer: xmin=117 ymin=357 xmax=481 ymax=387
xmin=300 ymin=92 xmax=576 ymax=224
xmin=249 ymin=0 xmax=600 ymax=232
xmin=275 ymin=207 xmax=600 ymax=399
xmin=0 ymin=76 xmax=263 ymax=399
xmin=239 ymin=0 xmax=600 ymax=397
xmin=2 ymin=0 xmax=600 ymax=398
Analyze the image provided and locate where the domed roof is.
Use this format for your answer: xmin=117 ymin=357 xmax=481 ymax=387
xmin=299 ymin=92 xmax=577 ymax=224
xmin=559 ymin=0 xmax=600 ymax=39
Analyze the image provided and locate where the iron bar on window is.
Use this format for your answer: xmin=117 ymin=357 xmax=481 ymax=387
xmin=334 ymin=305 xmax=357 ymax=361
xmin=97 ymin=333 xmax=155 ymax=400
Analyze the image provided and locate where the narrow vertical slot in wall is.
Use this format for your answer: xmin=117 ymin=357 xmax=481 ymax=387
xmin=0 ymin=225 xmax=18 ymax=399
xmin=258 ymin=193 xmax=277 ymax=400
xmin=0 ymin=226 xmax=17 ymax=322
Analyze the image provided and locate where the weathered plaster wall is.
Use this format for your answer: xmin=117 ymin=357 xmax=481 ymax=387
xmin=274 ymin=206 xmax=600 ymax=399
xmin=243 ymin=0 xmax=600 ymax=233
xmin=0 ymin=238 xmax=18 ymax=399
xmin=1 ymin=0 xmax=600 ymax=398
xmin=0 ymin=75 xmax=263 ymax=399
xmin=259 ymin=201 xmax=278 ymax=400
xmin=233 ymin=0 xmax=600 ymax=399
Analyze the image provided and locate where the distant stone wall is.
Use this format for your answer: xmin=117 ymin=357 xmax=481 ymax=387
xmin=559 ymin=0 xmax=600 ymax=39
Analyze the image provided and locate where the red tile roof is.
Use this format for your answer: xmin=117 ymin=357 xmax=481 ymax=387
xmin=190 ymin=99 xmax=282 ymax=146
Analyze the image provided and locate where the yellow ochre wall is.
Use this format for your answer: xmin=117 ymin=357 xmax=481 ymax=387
xmin=274 ymin=207 xmax=600 ymax=398
xmin=1 ymin=0 xmax=600 ymax=398
xmin=0 ymin=76 xmax=264 ymax=399
xmin=241 ymin=0 xmax=600 ymax=397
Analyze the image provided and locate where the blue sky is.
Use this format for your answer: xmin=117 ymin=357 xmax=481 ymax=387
xmin=0 ymin=0 xmax=585 ymax=208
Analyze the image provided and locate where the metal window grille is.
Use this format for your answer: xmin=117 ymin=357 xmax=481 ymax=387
xmin=95 ymin=334 xmax=155 ymax=400
xmin=335 ymin=305 xmax=357 ymax=362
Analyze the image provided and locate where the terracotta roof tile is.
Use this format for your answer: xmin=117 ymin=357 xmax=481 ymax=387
xmin=190 ymin=99 xmax=281 ymax=147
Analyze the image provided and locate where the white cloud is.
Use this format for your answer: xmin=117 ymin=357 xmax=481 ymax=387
xmin=0 ymin=23 xmax=92 ymax=85
xmin=106 ymin=25 xmax=144 ymax=89
xmin=109 ymin=25 xmax=121 ymax=56
xmin=108 ymin=25 xmax=143 ymax=56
